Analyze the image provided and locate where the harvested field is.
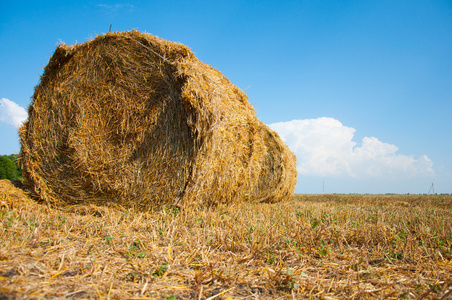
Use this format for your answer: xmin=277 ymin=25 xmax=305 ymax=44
xmin=1 ymin=179 xmax=451 ymax=299
xmin=19 ymin=30 xmax=296 ymax=210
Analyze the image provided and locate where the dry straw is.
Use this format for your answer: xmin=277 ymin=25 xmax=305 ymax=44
xmin=1 ymin=180 xmax=451 ymax=299
xmin=19 ymin=30 xmax=297 ymax=210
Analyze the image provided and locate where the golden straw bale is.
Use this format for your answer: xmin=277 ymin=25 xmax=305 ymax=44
xmin=19 ymin=30 xmax=297 ymax=210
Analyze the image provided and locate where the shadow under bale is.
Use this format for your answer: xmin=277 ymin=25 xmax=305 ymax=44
xmin=19 ymin=30 xmax=297 ymax=210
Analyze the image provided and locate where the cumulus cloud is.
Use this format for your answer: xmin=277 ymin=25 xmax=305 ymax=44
xmin=0 ymin=98 xmax=27 ymax=128
xmin=269 ymin=117 xmax=435 ymax=179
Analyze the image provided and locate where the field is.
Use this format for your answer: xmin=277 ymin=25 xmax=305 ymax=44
xmin=0 ymin=179 xmax=451 ymax=299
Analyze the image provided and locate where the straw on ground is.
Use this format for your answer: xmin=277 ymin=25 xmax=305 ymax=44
xmin=1 ymin=180 xmax=451 ymax=299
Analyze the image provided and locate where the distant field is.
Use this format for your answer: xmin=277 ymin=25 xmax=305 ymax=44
xmin=1 ymin=180 xmax=451 ymax=299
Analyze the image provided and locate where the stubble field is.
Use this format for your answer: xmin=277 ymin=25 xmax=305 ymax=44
xmin=0 ymin=179 xmax=451 ymax=299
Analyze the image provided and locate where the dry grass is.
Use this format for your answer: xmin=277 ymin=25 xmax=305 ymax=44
xmin=1 ymin=179 xmax=451 ymax=299
xmin=19 ymin=30 xmax=296 ymax=210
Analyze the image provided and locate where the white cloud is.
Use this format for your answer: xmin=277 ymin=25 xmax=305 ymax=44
xmin=97 ymin=3 xmax=135 ymax=9
xmin=97 ymin=3 xmax=135 ymax=16
xmin=0 ymin=98 xmax=27 ymax=128
xmin=270 ymin=117 xmax=435 ymax=179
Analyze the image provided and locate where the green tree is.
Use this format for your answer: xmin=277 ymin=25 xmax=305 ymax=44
xmin=0 ymin=155 xmax=20 ymax=180
xmin=7 ymin=154 xmax=22 ymax=179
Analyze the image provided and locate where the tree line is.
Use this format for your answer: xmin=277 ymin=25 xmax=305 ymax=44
xmin=0 ymin=154 xmax=22 ymax=181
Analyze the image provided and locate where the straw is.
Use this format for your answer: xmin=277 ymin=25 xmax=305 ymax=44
xmin=1 ymin=180 xmax=451 ymax=299
xmin=19 ymin=30 xmax=297 ymax=210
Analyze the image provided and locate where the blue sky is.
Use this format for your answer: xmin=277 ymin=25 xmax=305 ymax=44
xmin=1 ymin=0 xmax=451 ymax=194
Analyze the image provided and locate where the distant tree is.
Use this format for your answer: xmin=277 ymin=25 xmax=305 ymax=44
xmin=0 ymin=155 xmax=22 ymax=180
xmin=7 ymin=154 xmax=22 ymax=179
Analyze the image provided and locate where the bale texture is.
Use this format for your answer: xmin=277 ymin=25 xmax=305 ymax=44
xmin=20 ymin=30 xmax=297 ymax=210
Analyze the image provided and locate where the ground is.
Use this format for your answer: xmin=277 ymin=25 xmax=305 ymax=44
xmin=0 ymin=179 xmax=451 ymax=299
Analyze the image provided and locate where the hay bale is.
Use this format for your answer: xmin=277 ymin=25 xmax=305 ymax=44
xmin=19 ymin=30 xmax=297 ymax=210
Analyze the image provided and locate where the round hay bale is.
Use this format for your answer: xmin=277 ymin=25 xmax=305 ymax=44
xmin=19 ymin=30 xmax=297 ymax=210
